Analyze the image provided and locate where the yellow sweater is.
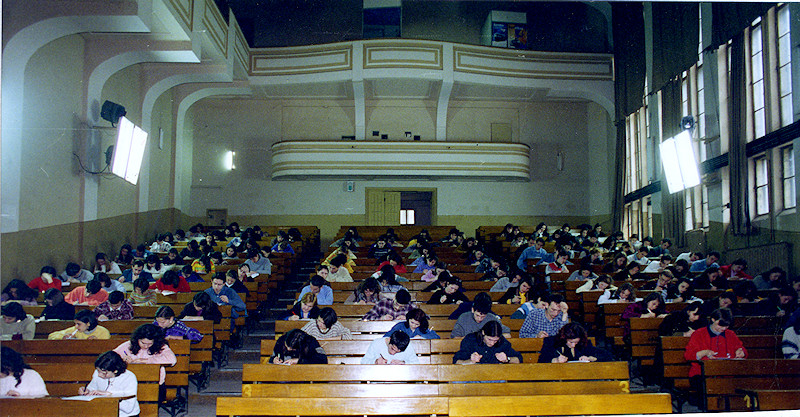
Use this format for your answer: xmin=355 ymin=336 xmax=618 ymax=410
xmin=48 ymin=325 xmax=111 ymax=340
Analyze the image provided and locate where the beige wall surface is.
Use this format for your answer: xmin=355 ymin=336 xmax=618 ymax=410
xmin=19 ymin=35 xmax=86 ymax=231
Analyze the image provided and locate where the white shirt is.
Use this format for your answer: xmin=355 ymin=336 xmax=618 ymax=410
xmin=0 ymin=368 xmax=48 ymax=397
xmin=361 ymin=337 xmax=420 ymax=364
xmin=86 ymin=369 xmax=139 ymax=417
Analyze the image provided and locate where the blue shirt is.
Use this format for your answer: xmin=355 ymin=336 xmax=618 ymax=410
xmin=689 ymin=259 xmax=719 ymax=273
xmin=516 ymin=247 xmax=549 ymax=270
xmin=298 ymin=285 xmax=333 ymax=305
xmin=245 ymin=256 xmax=272 ymax=274
xmin=519 ymin=306 xmax=567 ymax=338
xmin=384 ymin=322 xmax=440 ymax=339
xmin=204 ymin=286 xmax=246 ymax=318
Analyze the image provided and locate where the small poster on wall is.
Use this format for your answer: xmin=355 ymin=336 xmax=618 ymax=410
xmin=492 ymin=22 xmax=508 ymax=47
xmin=508 ymin=24 xmax=528 ymax=49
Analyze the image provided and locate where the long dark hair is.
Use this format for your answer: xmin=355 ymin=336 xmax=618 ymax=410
xmin=1 ymin=346 xmax=31 ymax=387
xmin=129 ymin=324 xmax=169 ymax=356
xmin=555 ymin=322 xmax=590 ymax=350
xmin=404 ymin=308 xmax=430 ymax=334
xmin=1 ymin=279 xmax=37 ymax=302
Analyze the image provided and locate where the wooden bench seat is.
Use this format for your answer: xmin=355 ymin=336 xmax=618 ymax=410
xmin=291 ymin=303 xmax=518 ymax=319
xmin=30 ymin=362 xmax=160 ymax=417
xmin=738 ymin=389 xmax=800 ymax=411
xmin=4 ymin=338 xmax=191 ymax=415
xmin=698 ymin=358 xmax=800 ymax=411
xmin=242 ymin=362 xmax=631 ymax=397
xmin=0 ymin=397 xmax=126 ymax=417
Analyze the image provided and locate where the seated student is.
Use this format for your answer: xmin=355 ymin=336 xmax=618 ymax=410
xmin=566 ymin=266 xmax=597 ymax=282
xmin=539 ymin=322 xmax=612 ymax=363
xmin=269 ymin=329 xmax=328 ymax=364
xmin=471 ymin=248 xmax=494 ymax=273
xmin=64 ymin=280 xmax=108 ymax=306
xmin=385 ymin=308 xmax=440 ymax=339
xmin=41 ymin=288 xmax=75 ymax=320
xmin=614 ymin=262 xmax=645 ymax=282
xmin=684 ymin=308 xmax=746 ymax=378
xmin=498 ymin=276 xmax=534 ymax=305
xmin=153 ymin=306 xmax=203 ymax=342
xmin=96 ymin=272 xmax=126 ymax=294
xmin=325 ymin=244 xmax=357 ymax=273
xmin=783 ymin=314 xmax=800 ymax=359
xmin=644 ymin=255 xmax=673 ymax=273
xmin=270 ymin=231 xmax=295 ymax=254
xmin=648 ymin=238 xmax=672 ymax=257
xmin=329 ymin=230 xmax=359 ymax=248
xmin=377 ymin=252 xmax=407 ymax=275
xmin=367 ymin=236 xmax=395 ymax=261
xmin=602 ymin=253 xmax=629 ymax=275
xmin=27 ymin=265 xmax=62 ymax=294
xmin=597 ymin=282 xmax=637 ymax=305
xmin=177 ymin=292 xmax=222 ymax=324
xmin=479 ymin=257 xmax=509 ymax=282
xmin=520 ymin=293 xmax=569 ymax=338
xmin=412 ymin=254 xmax=439 ymax=274
xmin=362 ymin=331 xmax=419 ymax=365
xmin=428 ymin=275 xmax=468 ymax=305
xmin=0 ymin=346 xmax=48 ymax=397
xmin=59 ymin=262 xmax=95 ymax=283
xmin=451 ymin=292 xmax=511 ymax=338
xmin=718 ymin=258 xmax=753 ymax=281
xmin=80 ymin=351 xmax=139 ymax=417
xmin=121 ymin=260 xmax=154 ymax=283
xmin=297 ymin=275 xmax=333 ymax=306
xmin=222 ymin=246 xmax=239 ymax=261
xmin=244 ymin=248 xmax=272 ymax=275
xmin=301 ymin=307 xmax=353 ymax=340
xmin=374 ymin=265 xmax=407 ymax=292
xmin=116 ymin=244 xmax=135 ymax=266
xmin=131 ymin=244 xmax=152 ymax=260
xmin=762 ymin=286 xmax=799 ymax=318
xmin=689 ymin=251 xmax=721 ymax=273
xmin=144 ymin=254 xmax=169 ymax=281
xmin=510 ymin=290 xmax=550 ymax=319
xmin=669 ymin=259 xmax=691 ymax=280
xmin=621 ymin=293 xmax=667 ymax=337
xmin=177 ymin=264 xmax=203 ymax=283
xmin=0 ymin=302 xmax=35 ymax=340
xmin=284 ymin=293 xmax=319 ymax=321
xmin=345 ymin=277 xmax=383 ymax=305
xmin=128 ymin=276 xmax=158 ymax=307
xmin=326 ymin=254 xmax=354 ymax=282
xmin=658 ymin=301 xmax=705 ymax=337
xmin=114 ymin=324 xmax=177 ymax=385
xmin=692 ymin=266 xmax=725 ymax=290
xmin=666 ymin=278 xmax=699 ymax=303
xmin=545 ymin=251 xmax=571 ymax=275
xmin=93 ymin=291 xmax=134 ymax=321
xmin=753 ymin=266 xmax=787 ymax=290
xmin=149 ymin=270 xmax=191 ymax=293
xmin=454 ymin=320 xmax=522 ymax=364
xmin=93 ymin=252 xmax=122 ymax=275
xmin=421 ymin=261 xmax=448 ymax=283
xmin=48 ymin=309 xmax=110 ymax=340
xmin=1 ymin=279 xmax=38 ymax=306
xmin=362 ymin=289 xmax=415 ymax=321
xmin=191 ymin=254 xmax=215 ymax=276
xmin=490 ymin=269 xmax=525 ymax=293
xmin=576 ymin=275 xmax=615 ymax=294
xmin=580 ymin=248 xmax=604 ymax=270
xmin=162 ymin=248 xmax=184 ymax=268
xmin=179 ymin=240 xmax=203 ymax=260
xmin=516 ymin=237 xmax=549 ymax=271
xmin=149 ymin=233 xmax=172 ymax=253
xmin=641 ymin=269 xmax=675 ymax=295
xmin=224 ymin=270 xmax=249 ymax=297
xmin=205 ymin=273 xmax=246 ymax=318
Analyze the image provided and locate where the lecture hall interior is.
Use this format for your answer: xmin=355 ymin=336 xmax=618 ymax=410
xmin=2 ymin=1 xmax=800 ymax=416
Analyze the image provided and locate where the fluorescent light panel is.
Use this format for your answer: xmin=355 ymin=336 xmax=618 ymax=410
xmin=111 ymin=116 xmax=148 ymax=185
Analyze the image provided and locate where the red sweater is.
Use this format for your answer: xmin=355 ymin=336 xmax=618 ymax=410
xmin=718 ymin=265 xmax=753 ymax=280
xmin=28 ymin=276 xmax=62 ymax=293
xmin=149 ymin=276 xmax=191 ymax=293
xmin=684 ymin=326 xmax=747 ymax=377
xmin=377 ymin=261 xmax=407 ymax=274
